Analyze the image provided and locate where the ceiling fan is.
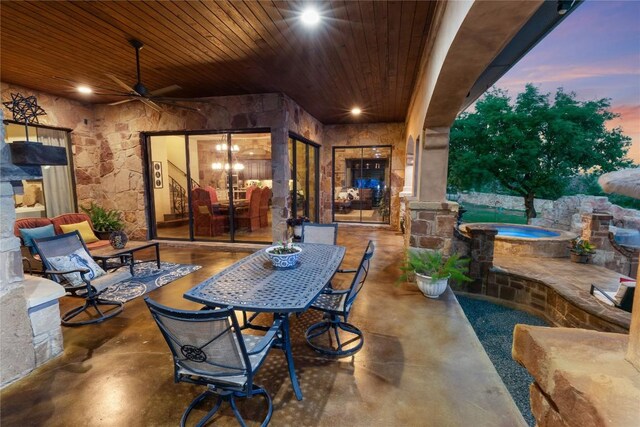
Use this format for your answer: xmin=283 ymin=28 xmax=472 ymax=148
xmin=106 ymin=39 xmax=182 ymax=111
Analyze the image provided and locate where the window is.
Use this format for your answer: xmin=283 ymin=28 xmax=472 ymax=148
xmin=4 ymin=122 xmax=75 ymax=219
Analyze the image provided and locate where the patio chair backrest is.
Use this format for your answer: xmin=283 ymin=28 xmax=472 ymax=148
xmin=302 ymin=222 xmax=338 ymax=245
xmin=345 ymin=240 xmax=375 ymax=309
xmin=34 ymin=231 xmax=90 ymax=283
xmin=145 ymin=298 xmax=251 ymax=383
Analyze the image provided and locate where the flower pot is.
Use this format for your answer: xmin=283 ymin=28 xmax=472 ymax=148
xmin=109 ymin=230 xmax=129 ymax=249
xmin=95 ymin=230 xmax=112 ymax=240
xmin=265 ymin=246 xmax=302 ymax=269
xmin=570 ymin=252 xmax=590 ymax=263
xmin=415 ymin=273 xmax=449 ymax=299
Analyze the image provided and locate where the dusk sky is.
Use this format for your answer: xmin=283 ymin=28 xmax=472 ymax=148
xmin=493 ymin=0 xmax=640 ymax=164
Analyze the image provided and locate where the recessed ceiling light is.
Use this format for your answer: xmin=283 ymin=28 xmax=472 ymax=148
xmin=301 ymin=8 xmax=320 ymax=26
xmin=351 ymin=107 xmax=362 ymax=116
xmin=77 ymin=85 xmax=92 ymax=94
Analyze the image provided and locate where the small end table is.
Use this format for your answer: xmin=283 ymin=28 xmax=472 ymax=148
xmin=90 ymin=241 xmax=160 ymax=275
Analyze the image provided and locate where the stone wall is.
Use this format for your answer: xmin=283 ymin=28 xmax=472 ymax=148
xmin=456 ymin=191 xmax=640 ymax=234
xmin=3 ymin=84 xmax=406 ymax=241
xmin=322 ymin=123 xmax=405 ymax=229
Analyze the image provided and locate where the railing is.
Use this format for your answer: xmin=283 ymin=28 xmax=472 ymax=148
xmin=168 ymin=160 xmax=200 ymax=190
xmin=169 ymin=176 xmax=187 ymax=217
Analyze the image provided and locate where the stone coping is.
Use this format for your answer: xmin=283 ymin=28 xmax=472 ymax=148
xmin=22 ymin=275 xmax=65 ymax=310
xmin=493 ymin=255 xmax=632 ymax=330
xmin=459 ymin=223 xmax=577 ymax=242
xmin=512 ymin=325 xmax=640 ymax=427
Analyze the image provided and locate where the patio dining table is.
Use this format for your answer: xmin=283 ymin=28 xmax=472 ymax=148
xmin=184 ymin=243 xmax=346 ymax=401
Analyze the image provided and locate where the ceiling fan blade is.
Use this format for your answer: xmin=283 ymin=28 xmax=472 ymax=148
xmin=108 ymin=99 xmax=135 ymax=106
xmin=150 ymin=84 xmax=181 ymax=97
xmin=139 ymin=97 xmax=163 ymax=112
xmin=106 ymin=73 xmax=137 ymax=94
xmin=157 ymin=101 xmax=201 ymax=112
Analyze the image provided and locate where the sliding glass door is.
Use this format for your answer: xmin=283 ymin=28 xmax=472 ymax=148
xmin=148 ymin=131 xmax=272 ymax=243
xmin=332 ymin=146 xmax=391 ymax=224
xmin=289 ymin=135 xmax=319 ymax=222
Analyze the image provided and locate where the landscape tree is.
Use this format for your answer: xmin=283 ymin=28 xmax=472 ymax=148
xmin=448 ymin=84 xmax=632 ymax=219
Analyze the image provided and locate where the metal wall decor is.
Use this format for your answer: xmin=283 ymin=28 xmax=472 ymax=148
xmin=152 ymin=161 xmax=163 ymax=189
xmin=2 ymin=93 xmax=47 ymax=140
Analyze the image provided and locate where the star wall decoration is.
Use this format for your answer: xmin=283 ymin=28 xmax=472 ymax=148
xmin=2 ymin=93 xmax=47 ymax=125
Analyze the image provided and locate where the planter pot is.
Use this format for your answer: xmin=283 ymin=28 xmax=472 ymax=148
xmin=265 ymin=246 xmax=302 ymax=269
xmin=109 ymin=230 xmax=129 ymax=249
xmin=95 ymin=230 xmax=112 ymax=240
xmin=293 ymin=225 xmax=303 ymax=239
xmin=415 ymin=273 xmax=449 ymax=299
xmin=570 ymin=252 xmax=591 ymax=263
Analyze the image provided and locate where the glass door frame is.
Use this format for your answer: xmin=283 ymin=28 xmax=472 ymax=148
xmin=331 ymin=145 xmax=392 ymax=225
xmin=289 ymin=132 xmax=320 ymax=222
xmin=142 ymin=127 xmax=271 ymax=242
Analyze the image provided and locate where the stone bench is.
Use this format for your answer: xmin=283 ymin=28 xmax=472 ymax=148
xmin=23 ymin=275 xmax=66 ymax=366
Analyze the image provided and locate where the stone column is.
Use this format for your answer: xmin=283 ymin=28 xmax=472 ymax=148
xmin=270 ymin=125 xmax=290 ymax=243
xmin=418 ymin=127 xmax=449 ymax=203
xmin=468 ymin=227 xmax=498 ymax=294
xmin=407 ymin=201 xmax=458 ymax=255
xmin=407 ymin=127 xmax=459 ymax=254
xmin=0 ymin=118 xmax=37 ymax=386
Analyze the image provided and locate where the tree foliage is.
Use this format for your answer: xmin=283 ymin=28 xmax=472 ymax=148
xmin=448 ymin=84 xmax=632 ymax=219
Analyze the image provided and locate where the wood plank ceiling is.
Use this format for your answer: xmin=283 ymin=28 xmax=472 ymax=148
xmin=1 ymin=1 xmax=437 ymax=124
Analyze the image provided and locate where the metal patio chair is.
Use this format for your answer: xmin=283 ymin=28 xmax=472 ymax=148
xmin=305 ymin=240 xmax=374 ymax=356
xmin=145 ymin=297 xmax=282 ymax=427
xmin=34 ymin=231 xmax=129 ymax=326
xmin=301 ymin=222 xmax=338 ymax=245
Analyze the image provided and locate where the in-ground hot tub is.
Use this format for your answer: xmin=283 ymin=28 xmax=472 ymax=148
xmin=459 ymin=223 xmax=578 ymax=258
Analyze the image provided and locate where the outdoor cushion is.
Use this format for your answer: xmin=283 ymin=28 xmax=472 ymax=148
xmin=47 ymin=247 xmax=106 ymax=286
xmin=59 ymin=221 xmax=99 ymax=243
xmin=20 ymin=224 xmax=56 ymax=255
xmin=614 ymin=281 xmax=636 ymax=304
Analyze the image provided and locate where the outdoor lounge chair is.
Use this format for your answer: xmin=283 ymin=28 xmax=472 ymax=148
xmin=34 ymin=231 xmax=130 ymax=326
xmin=305 ymin=240 xmax=374 ymax=356
xmin=301 ymin=222 xmax=338 ymax=245
xmin=145 ymin=297 xmax=282 ymax=427
xmin=590 ymin=281 xmax=635 ymax=313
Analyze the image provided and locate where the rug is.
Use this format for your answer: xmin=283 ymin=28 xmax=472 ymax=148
xmin=100 ymin=261 xmax=201 ymax=303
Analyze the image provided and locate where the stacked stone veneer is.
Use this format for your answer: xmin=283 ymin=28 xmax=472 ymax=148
xmin=581 ymin=213 xmax=638 ymax=278
xmin=407 ymin=201 xmax=458 ymax=253
xmin=323 ymin=123 xmax=406 ymax=229
xmin=29 ymin=298 xmax=63 ymax=367
xmin=2 ymin=83 xmax=406 ymax=240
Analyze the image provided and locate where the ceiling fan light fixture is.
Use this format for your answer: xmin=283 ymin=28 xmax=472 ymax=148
xmin=77 ymin=85 xmax=92 ymax=94
xmin=351 ymin=107 xmax=362 ymax=116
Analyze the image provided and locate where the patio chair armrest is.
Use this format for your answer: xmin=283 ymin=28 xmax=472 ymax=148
xmin=246 ymin=318 xmax=283 ymax=355
xmin=44 ymin=267 xmax=90 ymax=276
xmin=590 ymin=284 xmax=617 ymax=305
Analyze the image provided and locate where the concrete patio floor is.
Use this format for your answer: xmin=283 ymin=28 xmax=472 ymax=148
xmin=1 ymin=226 xmax=525 ymax=426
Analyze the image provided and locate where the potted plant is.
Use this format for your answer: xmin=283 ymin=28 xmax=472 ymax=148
xmin=569 ymin=238 xmax=595 ymax=263
xmin=81 ymin=202 xmax=128 ymax=248
xmin=398 ymin=250 xmax=472 ymax=298
xmin=265 ymin=239 xmax=302 ymax=269
xmin=286 ymin=216 xmax=309 ymax=239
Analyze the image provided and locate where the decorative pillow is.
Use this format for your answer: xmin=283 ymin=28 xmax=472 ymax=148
xmin=47 ymin=248 xmax=106 ymax=286
xmin=59 ymin=221 xmax=99 ymax=243
xmin=346 ymin=188 xmax=360 ymax=200
xmin=198 ymin=205 xmax=210 ymax=215
xmin=19 ymin=225 xmax=56 ymax=255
